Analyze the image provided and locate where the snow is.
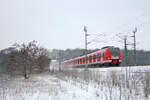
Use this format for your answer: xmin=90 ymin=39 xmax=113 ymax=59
xmin=1 ymin=65 xmax=150 ymax=100
xmin=0 ymin=73 xmax=100 ymax=100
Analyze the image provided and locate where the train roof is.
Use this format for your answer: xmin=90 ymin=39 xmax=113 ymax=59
xmin=101 ymin=46 xmax=114 ymax=49
xmin=101 ymin=46 xmax=119 ymax=49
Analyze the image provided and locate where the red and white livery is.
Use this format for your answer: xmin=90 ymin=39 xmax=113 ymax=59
xmin=61 ymin=46 xmax=122 ymax=68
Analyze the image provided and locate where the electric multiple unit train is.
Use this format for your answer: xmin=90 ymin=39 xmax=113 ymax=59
xmin=61 ymin=46 xmax=122 ymax=68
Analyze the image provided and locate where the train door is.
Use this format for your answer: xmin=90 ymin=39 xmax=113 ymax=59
xmin=89 ymin=56 xmax=92 ymax=64
xmin=93 ymin=55 xmax=96 ymax=63
xmin=86 ymin=56 xmax=89 ymax=64
xmin=80 ymin=59 xmax=82 ymax=64
xmin=101 ymin=52 xmax=104 ymax=63
xmin=83 ymin=57 xmax=85 ymax=64
xmin=97 ymin=53 xmax=101 ymax=62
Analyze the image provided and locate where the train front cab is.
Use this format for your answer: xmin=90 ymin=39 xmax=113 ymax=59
xmin=106 ymin=47 xmax=122 ymax=66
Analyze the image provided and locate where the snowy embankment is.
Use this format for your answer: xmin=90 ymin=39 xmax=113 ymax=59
xmin=0 ymin=65 xmax=150 ymax=100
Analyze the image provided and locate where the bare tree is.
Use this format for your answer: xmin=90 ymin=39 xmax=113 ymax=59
xmin=6 ymin=41 xmax=51 ymax=79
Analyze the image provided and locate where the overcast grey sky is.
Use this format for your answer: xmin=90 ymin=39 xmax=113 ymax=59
xmin=0 ymin=0 xmax=150 ymax=50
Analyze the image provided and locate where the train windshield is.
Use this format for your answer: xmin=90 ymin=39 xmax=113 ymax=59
xmin=109 ymin=47 xmax=119 ymax=57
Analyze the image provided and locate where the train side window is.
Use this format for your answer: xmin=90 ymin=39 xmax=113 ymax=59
xmin=97 ymin=54 xmax=100 ymax=59
xmin=92 ymin=55 xmax=95 ymax=60
xmin=94 ymin=55 xmax=96 ymax=60
xmin=100 ymin=53 xmax=103 ymax=58
xmin=102 ymin=53 xmax=104 ymax=58
xmin=86 ymin=57 xmax=89 ymax=61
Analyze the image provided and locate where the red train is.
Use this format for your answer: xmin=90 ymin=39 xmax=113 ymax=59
xmin=61 ymin=46 xmax=122 ymax=67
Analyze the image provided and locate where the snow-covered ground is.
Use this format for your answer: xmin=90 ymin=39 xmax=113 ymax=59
xmin=0 ymin=65 xmax=150 ymax=100
xmin=0 ymin=73 xmax=107 ymax=100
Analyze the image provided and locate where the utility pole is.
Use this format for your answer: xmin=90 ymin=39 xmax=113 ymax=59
xmin=83 ymin=26 xmax=90 ymax=82
xmin=124 ymin=36 xmax=128 ymax=66
xmin=84 ymin=26 xmax=88 ymax=68
xmin=131 ymin=27 xmax=137 ymax=66
xmin=117 ymin=33 xmax=128 ymax=66
xmin=124 ymin=36 xmax=129 ymax=86
xmin=58 ymin=50 xmax=61 ymax=71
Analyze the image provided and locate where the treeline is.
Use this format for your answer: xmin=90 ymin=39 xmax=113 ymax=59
xmin=50 ymin=48 xmax=99 ymax=61
xmin=122 ymin=50 xmax=150 ymax=65
xmin=50 ymin=48 xmax=150 ymax=66
xmin=0 ymin=41 xmax=51 ymax=79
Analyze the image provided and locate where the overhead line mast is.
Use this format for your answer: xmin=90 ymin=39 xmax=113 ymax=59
xmin=124 ymin=36 xmax=128 ymax=66
xmin=131 ymin=27 xmax=137 ymax=66
xmin=84 ymin=26 xmax=88 ymax=68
